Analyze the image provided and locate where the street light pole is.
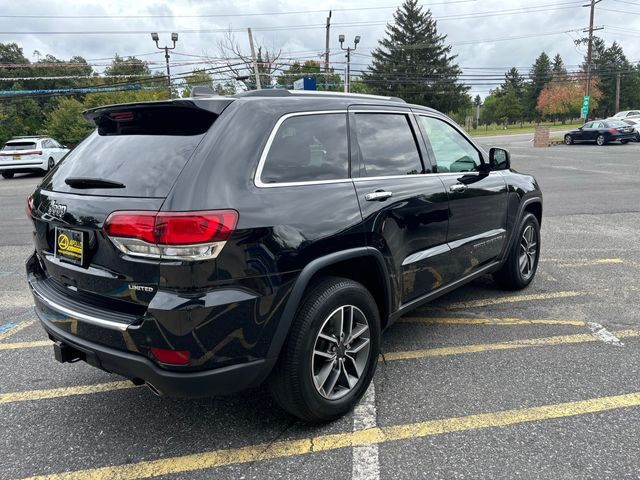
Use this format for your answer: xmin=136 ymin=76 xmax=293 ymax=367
xmin=151 ymin=32 xmax=178 ymax=99
xmin=339 ymin=35 xmax=360 ymax=93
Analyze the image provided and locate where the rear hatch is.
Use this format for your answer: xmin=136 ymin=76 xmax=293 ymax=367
xmin=30 ymin=101 xmax=227 ymax=316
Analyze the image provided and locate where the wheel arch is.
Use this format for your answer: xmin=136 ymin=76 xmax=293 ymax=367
xmin=498 ymin=195 xmax=543 ymax=268
xmin=266 ymin=247 xmax=392 ymax=360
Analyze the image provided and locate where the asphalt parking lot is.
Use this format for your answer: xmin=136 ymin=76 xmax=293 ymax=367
xmin=1 ymin=138 xmax=639 ymax=479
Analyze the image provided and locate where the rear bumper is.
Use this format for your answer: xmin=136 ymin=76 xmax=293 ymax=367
xmin=0 ymin=159 xmax=46 ymax=171
xmin=37 ymin=310 xmax=275 ymax=397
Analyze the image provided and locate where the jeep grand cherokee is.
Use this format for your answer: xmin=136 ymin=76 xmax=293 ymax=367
xmin=26 ymin=90 xmax=542 ymax=422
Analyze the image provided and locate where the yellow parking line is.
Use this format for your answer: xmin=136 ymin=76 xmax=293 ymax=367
xmin=382 ymin=330 xmax=639 ymax=362
xmin=24 ymin=391 xmax=640 ymax=480
xmin=541 ymin=258 xmax=623 ymax=267
xmin=446 ymin=291 xmax=581 ymax=310
xmin=398 ymin=317 xmax=585 ymax=326
xmin=0 ymin=381 xmax=139 ymax=405
xmin=2 ymin=330 xmax=637 ymax=406
xmin=0 ymin=340 xmax=51 ymax=351
xmin=0 ymin=320 xmax=35 ymax=341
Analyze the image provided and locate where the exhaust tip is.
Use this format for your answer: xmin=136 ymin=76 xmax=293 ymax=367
xmin=146 ymin=382 xmax=163 ymax=397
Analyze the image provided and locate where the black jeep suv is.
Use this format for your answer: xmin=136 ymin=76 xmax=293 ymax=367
xmin=26 ymin=90 xmax=542 ymax=422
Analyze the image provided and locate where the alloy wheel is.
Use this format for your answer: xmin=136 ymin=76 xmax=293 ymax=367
xmin=596 ymin=135 xmax=605 ymax=146
xmin=48 ymin=158 xmax=55 ymax=171
xmin=519 ymin=224 xmax=538 ymax=280
xmin=311 ymin=305 xmax=371 ymax=400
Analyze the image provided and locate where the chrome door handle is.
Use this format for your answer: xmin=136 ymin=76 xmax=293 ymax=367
xmin=449 ymin=184 xmax=467 ymax=193
xmin=365 ymin=191 xmax=393 ymax=201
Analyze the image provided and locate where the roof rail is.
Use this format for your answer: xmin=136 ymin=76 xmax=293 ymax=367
xmin=234 ymin=89 xmax=406 ymax=103
xmin=8 ymin=135 xmax=47 ymax=140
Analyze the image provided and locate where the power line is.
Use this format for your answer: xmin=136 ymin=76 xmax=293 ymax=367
xmin=0 ymin=1 xmax=478 ymax=19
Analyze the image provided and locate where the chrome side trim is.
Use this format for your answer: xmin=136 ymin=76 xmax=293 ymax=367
xmin=402 ymin=229 xmax=506 ymax=267
xmin=448 ymin=228 xmax=506 ymax=251
xmin=254 ymin=110 xmax=349 ymax=188
xmin=31 ymin=287 xmax=130 ymax=331
xmin=402 ymin=244 xmax=450 ymax=266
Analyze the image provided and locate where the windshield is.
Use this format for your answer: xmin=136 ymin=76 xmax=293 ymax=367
xmin=3 ymin=142 xmax=36 ymax=151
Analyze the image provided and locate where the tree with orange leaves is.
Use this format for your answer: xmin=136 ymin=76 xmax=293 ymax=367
xmin=536 ymin=76 xmax=602 ymax=121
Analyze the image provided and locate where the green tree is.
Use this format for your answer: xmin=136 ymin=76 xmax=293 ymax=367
xmin=45 ymin=97 xmax=93 ymax=146
xmin=104 ymin=54 xmax=151 ymax=78
xmin=585 ymin=39 xmax=636 ymax=116
xmin=276 ymin=60 xmax=342 ymax=91
xmin=363 ymin=0 xmax=468 ymax=112
xmin=551 ymin=53 xmax=567 ymax=81
xmin=528 ymin=52 xmax=552 ymax=121
xmin=182 ymin=69 xmax=214 ymax=97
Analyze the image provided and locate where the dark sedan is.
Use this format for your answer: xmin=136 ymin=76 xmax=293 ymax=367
xmin=564 ymin=120 xmax=636 ymax=146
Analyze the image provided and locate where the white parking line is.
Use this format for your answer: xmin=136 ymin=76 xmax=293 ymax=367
xmin=352 ymin=384 xmax=380 ymax=480
xmin=587 ymin=322 xmax=625 ymax=346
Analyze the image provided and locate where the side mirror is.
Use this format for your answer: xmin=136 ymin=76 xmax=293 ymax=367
xmin=489 ymin=147 xmax=510 ymax=171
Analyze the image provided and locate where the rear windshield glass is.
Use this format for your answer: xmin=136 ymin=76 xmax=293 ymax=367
xmin=42 ymin=106 xmax=217 ymax=198
xmin=3 ymin=142 xmax=36 ymax=150
xmin=606 ymin=120 xmax=628 ymax=128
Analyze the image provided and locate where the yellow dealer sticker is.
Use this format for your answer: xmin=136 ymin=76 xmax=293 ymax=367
xmin=54 ymin=227 xmax=86 ymax=266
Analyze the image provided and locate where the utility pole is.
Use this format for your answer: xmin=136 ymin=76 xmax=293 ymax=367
xmin=324 ymin=11 xmax=332 ymax=89
xmin=151 ymin=32 xmax=178 ymax=99
xmin=615 ymin=72 xmax=621 ymax=113
xmin=247 ymin=28 xmax=262 ymax=90
xmin=339 ymin=34 xmax=360 ymax=93
xmin=583 ymin=0 xmax=602 ymax=121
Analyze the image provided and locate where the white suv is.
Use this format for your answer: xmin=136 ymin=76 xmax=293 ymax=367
xmin=0 ymin=136 xmax=70 ymax=179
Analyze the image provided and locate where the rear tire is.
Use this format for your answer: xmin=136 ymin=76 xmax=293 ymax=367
xmin=596 ymin=134 xmax=606 ymax=146
xmin=564 ymin=135 xmax=573 ymax=145
xmin=269 ymin=276 xmax=380 ymax=423
xmin=47 ymin=157 xmax=55 ymax=171
xmin=493 ymin=213 xmax=540 ymax=290
xmin=1 ymin=172 xmax=14 ymax=179
xmin=620 ymin=140 xmax=629 ymax=144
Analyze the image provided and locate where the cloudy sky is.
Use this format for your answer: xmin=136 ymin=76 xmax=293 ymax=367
xmin=1 ymin=0 xmax=639 ymax=98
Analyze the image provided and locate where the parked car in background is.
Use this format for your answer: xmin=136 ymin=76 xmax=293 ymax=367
xmin=564 ymin=120 xmax=636 ymax=146
xmin=0 ymin=136 xmax=69 ymax=179
xmin=622 ymin=119 xmax=640 ymax=142
xmin=610 ymin=110 xmax=640 ymax=120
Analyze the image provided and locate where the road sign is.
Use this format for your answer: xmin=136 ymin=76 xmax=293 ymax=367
xmin=581 ymin=96 xmax=590 ymax=118
xmin=293 ymin=77 xmax=317 ymax=90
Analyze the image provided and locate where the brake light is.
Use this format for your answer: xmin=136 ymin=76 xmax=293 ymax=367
xmin=110 ymin=112 xmax=134 ymax=121
xmin=103 ymin=210 xmax=238 ymax=260
xmin=150 ymin=347 xmax=190 ymax=365
xmin=609 ymin=128 xmax=618 ymax=134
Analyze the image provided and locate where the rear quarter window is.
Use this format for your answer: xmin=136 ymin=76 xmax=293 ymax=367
xmin=259 ymin=113 xmax=349 ymax=185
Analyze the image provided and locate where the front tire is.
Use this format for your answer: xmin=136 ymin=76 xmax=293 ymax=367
xmin=564 ymin=134 xmax=573 ymax=145
xmin=493 ymin=213 xmax=540 ymax=290
xmin=596 ymin=134 xmax=606 ymax=146
xmin=1 ymin=172 xmax=14 ymax=179
xmin=269 ymin=277 xmax=380 ymax=423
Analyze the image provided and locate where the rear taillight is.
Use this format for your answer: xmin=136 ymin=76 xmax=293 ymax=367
xmin=103 ymin=210 xmax=238 ymax=261
xmin=26 ymin=194 xmax=34 ymax=219
xmin=609 ymin=128 xmax=618 ymax=134
xmin=150 ymin=347 xmax=190 ymax=365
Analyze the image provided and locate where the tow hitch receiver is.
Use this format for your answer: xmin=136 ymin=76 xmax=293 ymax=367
xmin=53 ymin=341 xmax=84 ymax=363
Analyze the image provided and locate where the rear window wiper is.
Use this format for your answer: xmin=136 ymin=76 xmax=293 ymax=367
xmin=65 ymin=177 xmax=126 ymax=189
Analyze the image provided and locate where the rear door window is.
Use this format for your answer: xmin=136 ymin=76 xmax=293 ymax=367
xmin=259 ymin=113 xmax=349 ymax=184
xmin=353 ymin=113 xmax=423 ymax=177
xmin=42 ymin=105 xmax=218 ymax=198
